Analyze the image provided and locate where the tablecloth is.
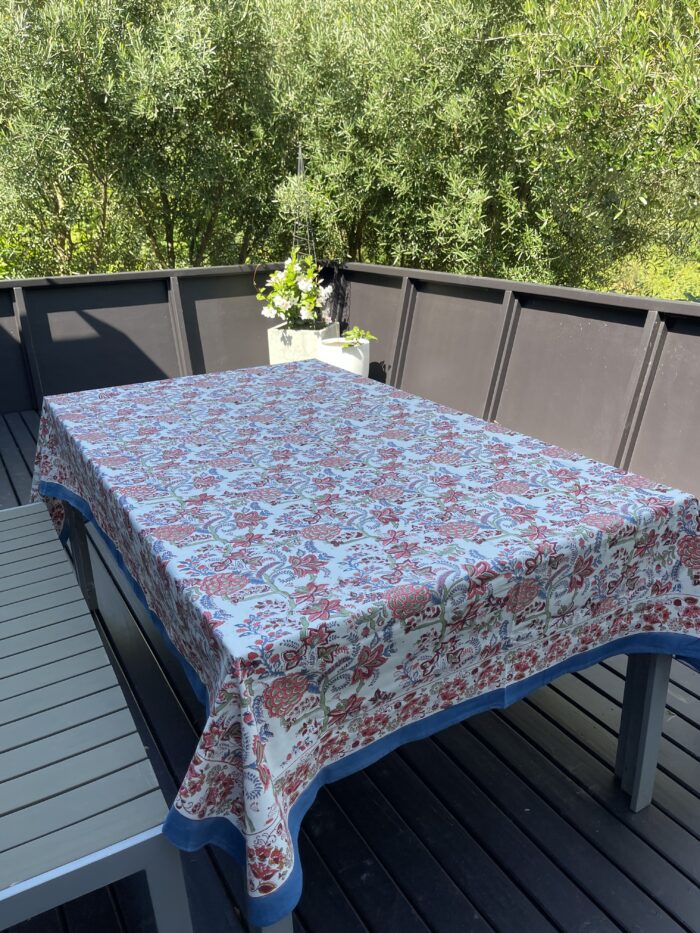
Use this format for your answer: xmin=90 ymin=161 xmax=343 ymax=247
xmin=33 ymin=359 xmax=700 ymax=925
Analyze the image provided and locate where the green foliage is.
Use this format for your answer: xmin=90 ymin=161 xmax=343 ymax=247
xmin=0 ymin=0 xmax=283 ymax=275
xmin=342 ymin=326 xmax=376 ymax=348
xmin=0 ymin=0 xmax=697 ymax=299
xmin=603 ymin=247 xmax=700 ymax=303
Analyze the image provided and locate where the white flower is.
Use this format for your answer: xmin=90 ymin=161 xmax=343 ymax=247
xmin=261 ymin=304 xmax=278 ymax=319
xmin=297 ymin=277 xmax=313 ymax=293
xmin=273 ymin=295 xmax=292 ymax=311
xmin=299 ymin=305 xmax=314 ymax=321
xmin=266 ymin=270 xmax=284 ymax=286
xmin=316 ymin=283 xmax=333 ymax=308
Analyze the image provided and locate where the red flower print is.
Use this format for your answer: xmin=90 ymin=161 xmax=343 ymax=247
xmin=262 ymin=673 xmax=308 ymax=719
xmin=619 ymin=472 xmax=652 ymax=489
xmin=368 ymin=484 xmax=404 ymax=500
xmin=374 ymin=507 xmax=400 ymax=524
xmin=568 ymin=555 xmax=595 ymax=590
xmin=328 ymin=693 xmax=365 ymax=725
xmin=505 ymin=579 xmax=539 ymax=614
xmin=540 ymin=445 xmax=574 ymax=459
xmin=300 ymin=524 xmax=342 ymax=542
xmin=199 ymin=572 xmax=249 ymax=597
xmin=386 ymin=583 xmax=431 ymax=620
xmin=584 ymin=513 xmax=623 ymax=532
xmin=493 ymin=480 xmax=531 ymax=496
xmin=678 ymin=535 xmax=700 ymax=571
xmin=504 ymin=505 xmax=537 ymax=523
xmin=234 ymin=510 xmax=265 ymax=528
xmin=302 ymin=598 xmax=342 ymax=622
xmin=194 ymin=475 xmax=218 ymax=489
xmin=302 ymin=624 xmax=330 ymax=648
xmin=388 ymin=540 xmax=418 ymax=559
xmin=151 ymin=522 xmax=197 ymax=544
xmin=591 ymin=596 xmax=618 ymax=617
xmin=465 ymin=561 xmax=498 ymax=597
xmin=441 ymin=520 xmax=480 ymax=541
xmin=351 ymin=643 xmax=388 ymax=684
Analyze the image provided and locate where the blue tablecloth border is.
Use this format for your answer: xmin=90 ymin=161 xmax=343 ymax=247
xmin=40 ymin=479 xmax=700 ymax=928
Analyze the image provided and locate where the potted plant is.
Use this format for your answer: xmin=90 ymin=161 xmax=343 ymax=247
xmin=258 ymin=247 xmax=339 ymax=364
xmin=317 ymin=326 xmax=376 ymax=377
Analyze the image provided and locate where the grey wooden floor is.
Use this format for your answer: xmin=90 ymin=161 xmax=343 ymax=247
xmin=2 ymin=409 xmax=700 ymax=933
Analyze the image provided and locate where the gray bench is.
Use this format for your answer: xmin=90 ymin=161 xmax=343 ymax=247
xmin=0 ymin=502 xmax=193 ymax=932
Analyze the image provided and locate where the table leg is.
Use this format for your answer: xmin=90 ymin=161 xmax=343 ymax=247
xmin=615 ymin=653 xmax=672 ymax=812
xmin=249 ymin=916 xmax=295 ymax=933
xmin=64 ymin=503 xmax=98 ymax=612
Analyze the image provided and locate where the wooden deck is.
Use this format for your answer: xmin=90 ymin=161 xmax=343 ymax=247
xmin=2 ymin=409 xmax=700 ymax=933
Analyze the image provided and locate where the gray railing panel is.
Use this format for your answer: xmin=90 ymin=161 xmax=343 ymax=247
xmin=177 ymin=270 xmax=269 ymax=375
xmin=628 ymin=315 xmax=700 ymax=497
xmin=22 ymin=278 xmax=178 ymax=398
xmin=493 ymin=297 xmax=647 ymax=463
xmin=399 ymin=281 xmax=506 ymax=415
xmin=344 ymin=270 xmax=405 ymax=384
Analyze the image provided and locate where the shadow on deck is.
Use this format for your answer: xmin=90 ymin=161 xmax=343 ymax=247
xmin=2 ymin=410 xmax=700 ymax=933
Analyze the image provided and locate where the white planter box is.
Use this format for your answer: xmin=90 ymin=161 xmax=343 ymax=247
xmin=316 ymin=337 xmax=371 ymax=377
xmin=267 ymin=322 xmax=340 ymax=365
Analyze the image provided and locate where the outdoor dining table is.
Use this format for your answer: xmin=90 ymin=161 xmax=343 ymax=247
xmin=32 ymin=358 xmax=700 ymax=931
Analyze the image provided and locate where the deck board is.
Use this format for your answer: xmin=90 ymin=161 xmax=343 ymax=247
xmin=3 ymin=410 xmax=700 ymax=933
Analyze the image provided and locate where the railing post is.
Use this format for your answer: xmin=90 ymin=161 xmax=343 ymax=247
xmin=483 ymin=289 xmax=520 ymax=422
xmin=390 ymin=276 xmax=417 ymax=388
xmin=167 ymin=275 xmax=193 ymax=377
xmin=613 ymin=308 xmax=666 ymax=469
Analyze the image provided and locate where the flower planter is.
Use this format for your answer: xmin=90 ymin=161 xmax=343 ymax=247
xmin=267 ymin=321 xmax=339 ymax=365
xmin=316 ymin=337 xmax=371 ymax=377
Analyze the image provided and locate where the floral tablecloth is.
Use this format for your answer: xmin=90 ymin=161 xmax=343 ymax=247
xmin=33 ymin=360 xmax=700 ymax=925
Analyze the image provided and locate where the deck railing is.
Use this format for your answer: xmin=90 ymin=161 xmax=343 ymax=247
xmin=2 ymin=261 xmax=699 ymax=497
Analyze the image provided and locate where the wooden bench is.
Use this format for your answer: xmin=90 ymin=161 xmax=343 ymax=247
xmin=0 ymin=502 xmax=194 ymax=932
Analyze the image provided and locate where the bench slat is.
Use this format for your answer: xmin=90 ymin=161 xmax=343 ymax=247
xmin=0 ymin=616 xmax=94 ymax=662
xmin=1 ymin=734 xmax=148 ymax=817
xmin=0 ymin=512 xmax=52 ymax=539
xmin=0 ymin=600 xmax=91 ymax=643
xmin=0 ymin=709 xmax=136 ymax=781
xmin=0 ymin=761 xmax=160 ymax=853
xmin=0 ymin=789 xmax=166 ymax=887
xmin=0 ymin=502 xmax=46 ymax=523
xmin=0 ymin=556 xmax=70 ymax=592
xmin=0 ymin=528 xmax=59 ymax=556
xmin=0 ymin=572 xmax=79 ymax=612
xmin=0 ymin=540 xmax=68 ymax=574
xmin=0 ymin=586 xmax=85 ymax=626
xmin=0 ymin=629 xmax=102 ymax=679
xmin=0 ymin=686 xmax=126 ymax=750
xmin=0 ymin=664 xmax=117 ymax=727
xmin=0 ymin=647 xmax=108 ymax=703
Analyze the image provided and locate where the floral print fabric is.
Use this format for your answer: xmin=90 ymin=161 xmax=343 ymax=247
xmin=33 ymin=360 xmax=700 ymax=915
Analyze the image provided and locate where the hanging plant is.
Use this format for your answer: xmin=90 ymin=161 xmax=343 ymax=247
xmin=257 ymin=246 xmax=333 ymax=330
